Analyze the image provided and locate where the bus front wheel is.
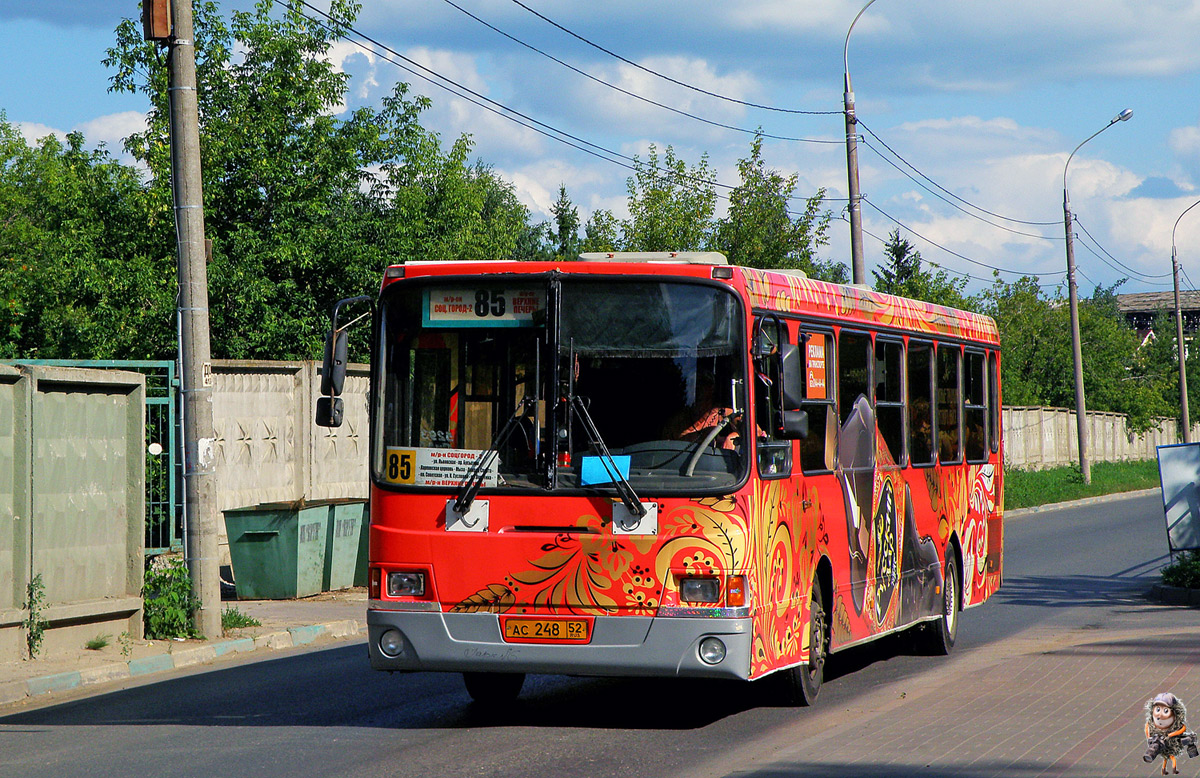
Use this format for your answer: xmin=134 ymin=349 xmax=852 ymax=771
xmin=780 ymin=579 xmax=827 ymax=706
xmin=463 ymin=671 xmax=525 ymax=705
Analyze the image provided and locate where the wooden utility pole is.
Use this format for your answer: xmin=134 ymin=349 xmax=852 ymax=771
xmin=158 ymin=0 xmax=221 ymax=638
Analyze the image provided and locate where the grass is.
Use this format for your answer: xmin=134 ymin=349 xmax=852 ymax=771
xmin=85 ymin=634 xmax=111 ymax=651
xmin=221 ymin=606 xmax=261 ymax=632
xmin=1004 ymin=459 xmax=1161 ymax=511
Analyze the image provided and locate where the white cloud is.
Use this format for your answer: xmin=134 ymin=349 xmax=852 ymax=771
xmin=77 ymin=111 xmax=146 ymax=150
xmin=14 ymin=122 xmax=66 ymax=146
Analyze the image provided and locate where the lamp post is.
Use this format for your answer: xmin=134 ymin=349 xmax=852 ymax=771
xmin=1062 ymin=108 xmax=1133 ymax=484
xmin=843 ymin=0 xmax=879 ymax=285
xmin=1171 ymin=200 xmax=1200 ymax=443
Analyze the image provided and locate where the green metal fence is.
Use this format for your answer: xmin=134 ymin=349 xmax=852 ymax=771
xmin=1 ymin=360 xmax=181 ymax=554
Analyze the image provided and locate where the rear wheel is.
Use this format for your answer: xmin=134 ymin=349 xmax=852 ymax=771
xmin=920 ymin=554 xmax=959 ymax=655
xmin=463 ymin=672 xmax=525 ymax=705
xmin=779 ymin=579 xmax=827 ymax=706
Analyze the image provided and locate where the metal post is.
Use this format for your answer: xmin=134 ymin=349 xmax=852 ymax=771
xmin=1062 ymin=197 xmax=1091 ymax=483
xmin=1172 ymin=199 xmax=1200 ymax=443
xmin=843 ymin=0 xmax=877 ymax=286
xmin=1060 ymin=109 xmax=1132 ymax=485
xmin=168 ymin=0 xmax=220 ymax=639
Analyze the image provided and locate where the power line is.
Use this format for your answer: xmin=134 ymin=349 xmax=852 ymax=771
xmin=857 ymin=120 xmax=1062 ymax=228
xmin=436 ymin=0 xmax=842 ymax=145
xmin=507 ymin=0 xmax=840 ymax=116
xmin=283 ymin=1 xmax=848 ymax=220
xmin=858 ymin=136 xmax=1059 ymax=241
xmin=862 ymin=198 xmax=1065 ymax=278
xmin=1072 ymin=215 xmax=1173 ymax=281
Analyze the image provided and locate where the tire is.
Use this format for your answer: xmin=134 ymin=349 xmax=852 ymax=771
xmin=463 ymin=672 xmax=525 ymax=705
xmin=779 ymin=580 xmax=827 ymax=706
xmin=921 ymin=554 xmax=959 ymax=655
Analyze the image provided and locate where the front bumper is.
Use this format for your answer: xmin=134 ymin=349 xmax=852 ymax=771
xmin=367 ymin=605 xmax=753 ymax=680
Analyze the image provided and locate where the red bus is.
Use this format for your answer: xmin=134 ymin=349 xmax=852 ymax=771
xmin=317 ymin=252 xmax=1003 ymax=705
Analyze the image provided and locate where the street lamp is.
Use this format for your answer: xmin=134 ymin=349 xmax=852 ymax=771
xmin=1062 ymin=107 xmax=1133 ymax=484
xmin=1171 ymin=199 xmax=1200 ymax=443
xmin=843 ymin=0 xmax=879 ymax=285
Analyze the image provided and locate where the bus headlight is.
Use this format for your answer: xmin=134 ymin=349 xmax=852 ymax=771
xmin=680 ymin=576 xmax=720 ymax=604
xmin=699 ymin=637 xmax=726 ymax=665
xmin=387 ymin=571 xmax=426 ymax=597
xmin=379 ymin=629 xmax=406 ymax=658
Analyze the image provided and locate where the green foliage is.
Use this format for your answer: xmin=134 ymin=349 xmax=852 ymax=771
xmin=221 ymin=606 xmax=261 ymax=632
xmin=85 ymin=634 xmax=111 ymax=651
xmin=620 ymin=144 xmax=716 ymax=252
xmin=980 ymin=274 xmax=1168 ymax=433
xmin=713 ymin=134 xmax=839 ymax=281
xmin=103 ymin=0 xmax=529 ymax=362
xmin=581 ymin=208 xmax=620 ymax=253
xmin=873 ymin=229 xmax=973 ymax=310
xmin=143 ymin=557 xmax=201 ymax=639
xmin=548 ymin=185 xmax=581 ymax=260
xmin=0 ymin=118 xmax=175 ymax=359
xmin=1161 ymin=551 xmax=1200 ymax=589
xmin=1003 ymin=459 xmax=1161 ymax=510
xmin=23 ymin=573 xmax=49 ymax=659
xmin=118 ymin=631 xmax=133 ymax=658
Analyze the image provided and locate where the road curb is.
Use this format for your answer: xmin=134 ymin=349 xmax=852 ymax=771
xmin=3 ymin=619 xmax=364 ymax=709
xmin=1005 ymin=487 xmax=1159 ymax=519
xmin=1149 ymin=583 xmax=1200 ymax=608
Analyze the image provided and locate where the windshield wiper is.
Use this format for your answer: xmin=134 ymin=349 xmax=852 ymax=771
xmin=453 ymin=398 xmax=533 ymax=516
xmin=570 ymin=395 xmax=647 ymax=519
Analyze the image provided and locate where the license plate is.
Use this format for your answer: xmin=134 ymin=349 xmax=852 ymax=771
xmin=501 ymin=617 xmax=591 ymax=644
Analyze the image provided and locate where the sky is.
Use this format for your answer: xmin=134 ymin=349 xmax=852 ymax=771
xmin=4 ymin=0 xmax=1200 ymax=297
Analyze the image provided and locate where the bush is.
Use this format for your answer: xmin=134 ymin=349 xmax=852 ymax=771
xmin=143 ymin=556 xmax=201 ymax=639
xmin=221 ymin=606 xmax=260 ymax=632
xmin=1161 ymin=551 xmax=1200 ymax=590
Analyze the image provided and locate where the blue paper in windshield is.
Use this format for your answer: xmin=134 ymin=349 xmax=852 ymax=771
xmin=580 ymin=455 xmax=631 ymax=485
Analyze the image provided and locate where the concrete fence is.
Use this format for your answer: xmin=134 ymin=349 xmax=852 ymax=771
xmin=0 ymin=364 xmax=145 ymax=663
xmin=210 ymin=360 xmax=368 ymax=565
xmin=1002 ymin=406 xmax=1191 ymax=471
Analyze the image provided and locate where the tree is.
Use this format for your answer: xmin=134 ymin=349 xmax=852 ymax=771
xmin=581 ymin=208 xmax=619 ymax=252
xmin=620 ymin=144 xmax=716 ymax=251
xmin=873 ymin=229 xmax=973 ymax=310
xmin=547 ymin=185 xmax=580 ymax=260
xmin=713 ymin=134 xmax=838 ymax=280
xmin=105 ymin=0 xmax=529 ymax=360
xmin=981 ymin=274 xmax=1167 ymax=433
xmin=0 ymin=117 xmax=174 ymax=359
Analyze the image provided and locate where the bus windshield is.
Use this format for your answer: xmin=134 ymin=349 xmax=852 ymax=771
xmin=374 ymin=276 xmax=749 ymax=494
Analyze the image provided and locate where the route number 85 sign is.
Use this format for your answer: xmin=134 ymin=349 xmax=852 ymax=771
xmin=423 ymin=287 xmax=545 ymax=328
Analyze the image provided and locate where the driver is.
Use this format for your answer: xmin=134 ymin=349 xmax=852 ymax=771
xmin=673 ymin=372 xmax=742 ymax=450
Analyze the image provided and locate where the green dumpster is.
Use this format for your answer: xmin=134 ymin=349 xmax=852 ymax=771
xmin=225 ymin=505 xmax=329 ymax=599
xmin=325 ymin=502 xmax=368 ymax=591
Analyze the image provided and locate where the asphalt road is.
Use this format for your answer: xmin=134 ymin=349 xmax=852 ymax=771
xmin=0 ymin=491 xmax=1179 ymax=778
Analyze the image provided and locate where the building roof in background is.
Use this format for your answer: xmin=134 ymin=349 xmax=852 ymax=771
xmin=1115 ymin=291 xmax=1200 ymax=314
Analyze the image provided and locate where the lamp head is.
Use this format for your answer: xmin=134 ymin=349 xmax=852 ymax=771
xmin=1114 ymin=108 xmax=1133 ymax=123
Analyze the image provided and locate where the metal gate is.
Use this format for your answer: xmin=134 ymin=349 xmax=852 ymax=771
xmin=2 ymin=360 xmax=182 ymax=554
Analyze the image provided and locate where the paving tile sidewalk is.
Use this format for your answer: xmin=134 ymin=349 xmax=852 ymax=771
xmin=720 ymin=624 xmax=1200 ymax=778
xmin=0 ymin=588 xmax=367 ymax=711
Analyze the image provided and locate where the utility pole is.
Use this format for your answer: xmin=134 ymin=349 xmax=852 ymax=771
xmin=158 ymin=0 xmax=220 ymax=639
xmin=842 ymin=0 xmax=877 ymax=286
xmin=1172 ymin=199 xmax=1200 ymax=443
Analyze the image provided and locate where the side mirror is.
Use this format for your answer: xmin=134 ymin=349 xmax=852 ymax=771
xmin=315 ymin=396 xmax=345 ymax=428
xmin=779 ymin=409 xmax=809 ymax=439
xmin=320 ymin=328 xmax=349 ymax=397
xmin=779 ymin=342 xmax=804 ymax=410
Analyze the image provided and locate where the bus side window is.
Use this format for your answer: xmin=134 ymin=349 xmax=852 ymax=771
xmin=799 ymin=328 xmax=835 ymax=473
xmin=837 ymin=330 xmax=873 ymax=471
xmin=907 ymin=341 xmax=935 ymax=466
xmin=936 ymin=344 xmax=961 ymax=464
xmin=988 ymin=351 xmax=1001 ymax=453
xmin=754 ymin=318 xmax=791 ymax=479
xmin=875 ymin=338 xmax=905 ymax=466
xmin=964 ymin=349 xmax=987 ymax=463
